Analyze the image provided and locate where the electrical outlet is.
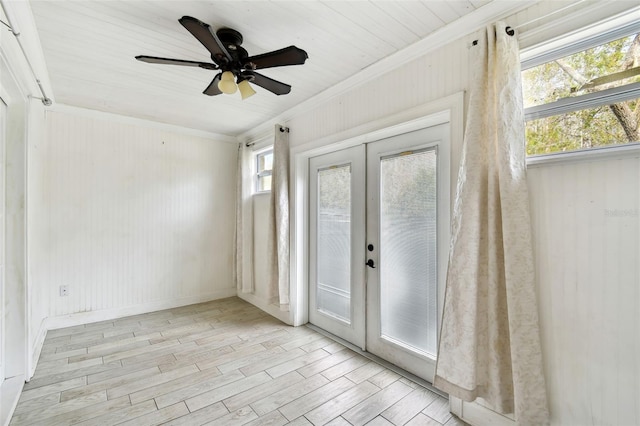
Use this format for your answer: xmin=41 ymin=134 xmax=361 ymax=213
xmin=59 ymin=285 xmax=68 ymax=296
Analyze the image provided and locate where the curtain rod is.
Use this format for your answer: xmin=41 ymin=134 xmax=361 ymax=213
xmin=472 ymin=26 xmax=515 ymax=46
xmin=245 ymin=126 xmax=289 ymax=147
xmin=1 ymin=0 xmax=52 ymax=106
xmin=472 ymin=0 xmax=589 ymax=46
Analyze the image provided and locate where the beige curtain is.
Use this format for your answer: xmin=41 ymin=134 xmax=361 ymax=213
xmin=268 ymin=125 xmax=290 ymax=310
xmin=433 ymin=22 xmax=549 ymax=425
xmin=235 ymin=143 xmax=254 ymax=293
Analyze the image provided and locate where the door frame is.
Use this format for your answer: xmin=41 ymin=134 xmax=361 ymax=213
xmin=0 ymin=43 xmax=30 ymax=426
xmin=0 ymin=51 xmax=28 ymax=378
xmin=307 ymin=124 xmax=451 ymax=382
xmin=290 ymin=92 xmax=465 ymax=328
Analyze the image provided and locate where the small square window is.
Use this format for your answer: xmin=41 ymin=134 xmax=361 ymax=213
xmin=256 ymin=149 xmax=273 ymax=193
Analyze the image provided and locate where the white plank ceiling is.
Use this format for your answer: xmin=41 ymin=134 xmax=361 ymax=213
xmin=29 ymin=0 xmax=500 ymax=138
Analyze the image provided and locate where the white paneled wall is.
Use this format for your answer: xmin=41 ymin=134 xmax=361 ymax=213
xmin=26 ymin=98 xmax=48 ymax=374
xmin=289 ymin=38 xmax=469 ymax=150
xmin=529 ymin=157 xmax=640 ymax=426
xmin=280 ymin=2 xmax=640 ymax=424
xmin=31 ymin=110 xmax=237 ymax=326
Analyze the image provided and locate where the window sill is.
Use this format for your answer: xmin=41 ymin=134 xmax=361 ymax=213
xmin=526 ymin=143 xmax=640 ymax=168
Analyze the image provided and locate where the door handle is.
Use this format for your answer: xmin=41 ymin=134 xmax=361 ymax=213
xmin=366 ymin=259 xmax=376 ymax=269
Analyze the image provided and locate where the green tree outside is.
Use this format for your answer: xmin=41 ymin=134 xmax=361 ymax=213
xmin=523 ymin=33 xmax=640 ymax=155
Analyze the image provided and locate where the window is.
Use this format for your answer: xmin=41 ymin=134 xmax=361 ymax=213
xmin=255 ymin=148 xmax=273 ymax=193
xmin=522 ymin=24 xmax=640 ymax=156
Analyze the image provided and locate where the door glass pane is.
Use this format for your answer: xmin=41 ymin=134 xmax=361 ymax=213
xmin=379 ymin=149 xmax=437 ymax=356
xmin=316 ymin=165 xmax=351 ymax=323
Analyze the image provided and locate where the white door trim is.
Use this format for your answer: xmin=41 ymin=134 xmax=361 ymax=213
xmin=289 ymin=92 xmax=465 ymax=327
xmin=0 ymin=43 xmax=29 ymax=426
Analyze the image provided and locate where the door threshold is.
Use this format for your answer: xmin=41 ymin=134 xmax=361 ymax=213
xmin=306 ymin=323 xmax=447 ymax=398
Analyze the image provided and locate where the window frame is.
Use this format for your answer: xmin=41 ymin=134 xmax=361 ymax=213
xmin=522 ymin=19 xmax=640 ymax=159
xmin=255 ymin=147 xmax=273 ymax=194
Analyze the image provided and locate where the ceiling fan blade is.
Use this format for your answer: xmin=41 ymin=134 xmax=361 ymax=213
xmin=203 ymin=73 xmax=223 ymax=96
xmin=179 ymin=16 xmax=232 ymax=65
xmin=135 ymin=55 xmax=218 ymax=70
xmin=245 ymin=46 xmax=308 ymax=69
xmin=246 ymin=71 xmax=291 ymax=95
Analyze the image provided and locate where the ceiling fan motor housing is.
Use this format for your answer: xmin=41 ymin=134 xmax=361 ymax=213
xmin=215 ymin=28 xmax=252 ymax=76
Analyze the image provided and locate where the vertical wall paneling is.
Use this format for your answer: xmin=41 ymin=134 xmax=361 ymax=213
xmin=34 ymin=110 xmax=238 ymax=326
xmin=288 ymin=38 xmax=471 ymax=149
xmin=528 ymin=157 xmax=640 ymax=426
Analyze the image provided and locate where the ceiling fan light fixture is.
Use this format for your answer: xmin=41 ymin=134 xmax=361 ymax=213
xmin=218 ymin=71 xmax=237 ymax=94
xmin=238 ymin=79 xmax=256 ymax=100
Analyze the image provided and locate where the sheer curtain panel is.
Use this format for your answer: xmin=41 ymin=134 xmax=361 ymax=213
xmin=236 ymin=143 xmax=254 ymax=294
xmin=433 ymin=22 xmax=550 ymax=425
xmin=268 ymin=125 xmax=290 ymax=310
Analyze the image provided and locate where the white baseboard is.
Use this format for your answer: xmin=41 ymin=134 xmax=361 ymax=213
xmin=45 ymin=288 xmax=237 ymax=330
xmin=0 ymin=375 xmax=24 ymax=426
xmin=237 ymin=292 xmax=291 ymax=325
xmin=450 ymin=396 xmax=516 ymax=426
xmin=28 ymin=319 xmax=48 ymax=380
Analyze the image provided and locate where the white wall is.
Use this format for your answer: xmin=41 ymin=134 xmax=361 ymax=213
xmin=529 ymin=156 xmax=640 ymax=426
xmin=29 ymin=109 xmax=238 ymax=329
xmin=277 ymin=1 xmax=640 ymax=425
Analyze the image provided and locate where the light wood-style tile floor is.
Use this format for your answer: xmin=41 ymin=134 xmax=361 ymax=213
xmin=11 ymin=297 xmax=466 ymax=426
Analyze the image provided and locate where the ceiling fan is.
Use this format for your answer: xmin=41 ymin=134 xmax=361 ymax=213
xmin=136 ymin=16 xmax=308 ymax=99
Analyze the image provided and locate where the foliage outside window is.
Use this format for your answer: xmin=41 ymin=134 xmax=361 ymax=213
xmin=256 ymin=149 xmax=273 ymax=193
xmin=522 ymin=30 xmax=640 ymax=156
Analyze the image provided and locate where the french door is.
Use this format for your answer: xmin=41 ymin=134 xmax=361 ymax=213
xmin=309 ymin=146 xmax=366 ymax=349
xmin=309 ymin=124 xmax=449 ymax=382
